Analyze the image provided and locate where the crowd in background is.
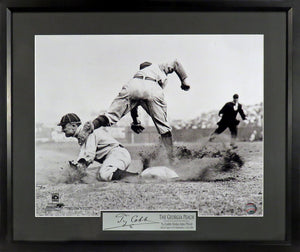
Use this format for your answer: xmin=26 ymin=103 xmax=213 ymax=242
xmin=36 ymin=103 xmax=263 ymax=143
xmin=171 ymin=103 xmax=263 ymax=130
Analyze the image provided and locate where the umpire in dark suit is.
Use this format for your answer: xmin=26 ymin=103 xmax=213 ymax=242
xmin=209 ymin=94 xmax=247 ymax=146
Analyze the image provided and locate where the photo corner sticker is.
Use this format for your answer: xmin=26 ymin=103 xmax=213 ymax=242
xmin=102 ymin=212 xmax=197 ymax=231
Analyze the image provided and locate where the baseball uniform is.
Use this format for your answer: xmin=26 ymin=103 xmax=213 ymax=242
xmin=77 ymin=60 xmax=190 ymax=163
xmin=75 ymin=125 xmax=131 ymax=181
xmin=103 ymin=60 xmax=188 ymax=135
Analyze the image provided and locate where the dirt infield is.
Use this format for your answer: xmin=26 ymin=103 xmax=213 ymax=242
xmin=35 ymin=141 xmax=263 ymax=217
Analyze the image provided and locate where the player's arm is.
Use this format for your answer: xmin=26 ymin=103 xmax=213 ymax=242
xmin=131 ymin=106 xmax=139 ymax=124
xmin=77 ymin=134 xmax=97 ymax=166
xmin=218 ymin=103 xmax=227 ymax=116
xmin=172 ymin=60 xmax=190 ymax=91
xmin=87 ymin=114 xmax=111 ymax=133
xmin=77 ymin=115 xmax=110 ymax=145
xmin=130 ymin=106 xmax=144 ymax=134
xmin=238 ymin=104 xmax=247 ymax=120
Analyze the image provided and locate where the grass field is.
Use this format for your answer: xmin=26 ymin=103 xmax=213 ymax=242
xmin=35 ymin=140 xmax=263 ymax=217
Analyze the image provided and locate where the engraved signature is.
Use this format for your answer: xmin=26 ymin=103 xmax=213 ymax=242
xmin=104 ymin=213 xmax=160 ymax=230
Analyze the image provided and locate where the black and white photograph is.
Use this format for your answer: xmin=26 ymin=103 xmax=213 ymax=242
xmin=35 ymin=34 xmax=263 ymax=217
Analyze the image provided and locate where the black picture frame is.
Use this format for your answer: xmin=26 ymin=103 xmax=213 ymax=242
xmin=0 ymin=0 xmax=299 ymax=251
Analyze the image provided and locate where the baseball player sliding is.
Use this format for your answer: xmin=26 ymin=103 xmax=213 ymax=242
xmin=58 ymin=113 xmax=138 ymax=181
xmin=78 ymin=60 xmax=191 ymax=163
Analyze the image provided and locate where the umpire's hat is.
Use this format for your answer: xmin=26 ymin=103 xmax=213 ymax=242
xmin=233 ymin=94 xmax=239 ymax=99
xmin=58 ymin=113 xmax=81 ymax=126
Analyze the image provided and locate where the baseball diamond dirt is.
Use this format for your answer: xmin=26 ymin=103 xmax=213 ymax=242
xmin=35 ymin=140 xmax=263 ymax=217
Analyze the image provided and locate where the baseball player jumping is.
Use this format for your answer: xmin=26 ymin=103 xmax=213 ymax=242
xmin=78 ymin=60 xmax=191 ymax=162
xmin=58 ymin=113 xmax=138 ymax=181
xmin=208 ymin=94 xmax=247 ymax=148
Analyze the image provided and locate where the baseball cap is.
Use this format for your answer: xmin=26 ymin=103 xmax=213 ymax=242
xmin=139 ymin=61 xmax=152 ymax=70
xmin=58 ymin=113 xmax=81 ymax=126
xmin=233 ymin=94 xmax=239 ymax=99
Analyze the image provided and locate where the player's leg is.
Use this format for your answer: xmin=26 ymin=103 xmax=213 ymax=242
xmin=229 ymin=125 xmax=237 ymax=138
xmin=101 ymin=85 xmax=133 ymax=126
xmin=79 ymin=85 xmax=133 ymax=144
xmin=228 ymin=124 xmax=238 ymax=148
xmin=208 ymin=122 xmax=228 ymax=142
xmin=97 ymin=146 xmax=137 ymax=181
xmin=140 ymin=92 xmax=174 ymax=162
xmin=103 ymin=78 xmax=147 ymax=126
xmin=160 ymin=131 xmax=174 ymax=162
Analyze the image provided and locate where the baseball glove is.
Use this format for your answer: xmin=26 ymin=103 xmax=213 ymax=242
xmin=69 ymin=160 xmax=78 ymax=169
xmin=131 ymin=121 xmax=145 ymax=134
xmin=77 ymin=121 xmax=94 ymax=145
xmin=67 ymin=160 xmax=88 ymax=183
xmin=181 ymin=80 xmax=190 ymax=91
xmin=69 ymin=160 xmax=87 ymax=174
